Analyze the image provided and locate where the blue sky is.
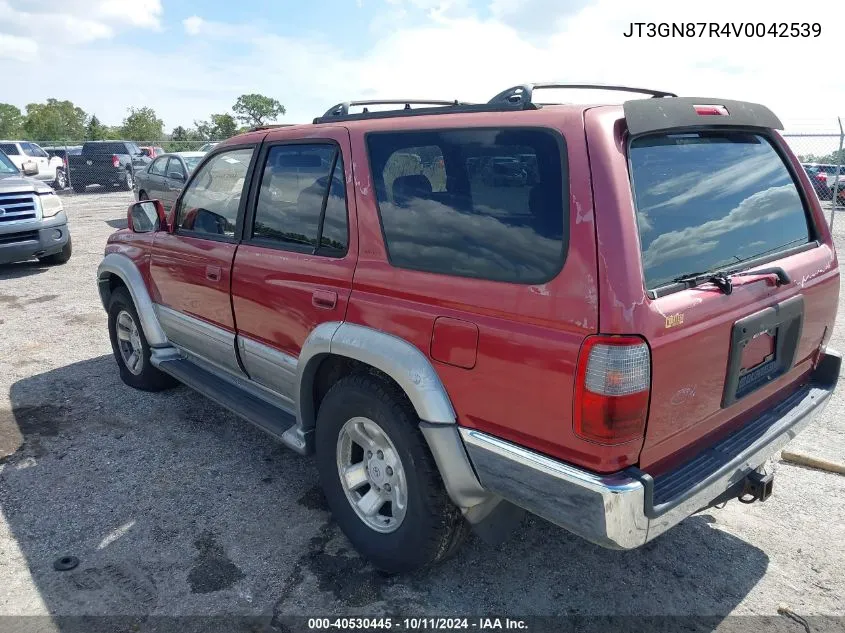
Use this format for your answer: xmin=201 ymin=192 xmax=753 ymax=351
xmin=1 ymin=0 xmax=843 ymax=146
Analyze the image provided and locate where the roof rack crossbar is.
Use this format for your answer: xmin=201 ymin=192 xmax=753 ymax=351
xmin=320 ymin=99 xmax=469 ymax=119
xmin=488 ymin=83 xmax=678 ymax=106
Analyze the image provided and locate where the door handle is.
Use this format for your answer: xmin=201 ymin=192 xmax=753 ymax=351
xmin=205 ymin=265 xmax=222 ymax=282
xmin=312 ymin=290 xmax=337 ymax=310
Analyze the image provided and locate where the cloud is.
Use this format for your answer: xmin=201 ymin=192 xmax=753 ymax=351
xmin=1 ymin=0 xmax=844 ymax=133
xmin=641 ymin=184 xmax=801 ymax=269
xmin=0 ymin=0 xmax=161 ymax=52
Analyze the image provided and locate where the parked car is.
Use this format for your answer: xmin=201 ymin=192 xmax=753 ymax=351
xmin=0 ymin=140 xmax=66 ymax=190
xmin=134 ymin=151 xmax=205 ymax=210
xmin=802 ymin=163 xmax=841 ymax=200
xmin=140 ymin=146 xmax=166 ymax=159
xmin=199 ymin=142 xmax=220 ymax=153
xmin=67 ymin=141 xmax=151 ymax=193
xmin=43 ymin=146 xmax=82 ymax=189
xmin=0 ymin=149 xmax=72 ymax=265
xmin=97 ymin=86 xmax=840 ymax=574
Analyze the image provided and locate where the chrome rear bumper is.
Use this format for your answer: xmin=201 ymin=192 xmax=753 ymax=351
xmin=459 ymin=349 xmax=840 ymax=549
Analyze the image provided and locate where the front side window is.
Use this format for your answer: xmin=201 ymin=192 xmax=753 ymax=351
xmin=0 ymin=151 xmax=17 ymax=174
xmin=176 ymin=147 xmax=254 ymax=238
xmin=367 ymin=128 xmax=566 ymax=283
xmin=166 ymin=157 xmax=186 ymax=180
xmin=629 ymin=132 xmax=812 ymax=290
xmin=149 ymin=157 xmax=167 ymax=176
xmin=251 ymin=144 xmax=348 ymax=255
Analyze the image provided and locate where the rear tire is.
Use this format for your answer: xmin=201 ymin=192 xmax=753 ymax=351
xmin=53 ymin=169 xmax=67 ymax=190
xmin=315 ymin=373 xmax=469 ymax=573
xmin=107 ymin=287 xmax=177 ymax=392
xmin=119 ymin=170 xmax=135 ymax=191
xmin=38 ymin=235 xmax=72 ymax=265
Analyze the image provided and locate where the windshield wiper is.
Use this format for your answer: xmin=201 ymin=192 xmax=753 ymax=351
xmin=672 ymin=266 xmax=791 ymax=295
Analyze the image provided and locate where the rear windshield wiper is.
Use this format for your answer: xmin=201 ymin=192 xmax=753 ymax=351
xmin=672 ymin=266 xmax=791 ymax=295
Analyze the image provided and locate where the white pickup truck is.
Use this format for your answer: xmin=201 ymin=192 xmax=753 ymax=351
xmin=0 ymin=140 xmax=67 ymax=189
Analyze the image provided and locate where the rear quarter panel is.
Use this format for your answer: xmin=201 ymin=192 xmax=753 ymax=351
xmin=346 ymin=109 xmax=642 ymax=472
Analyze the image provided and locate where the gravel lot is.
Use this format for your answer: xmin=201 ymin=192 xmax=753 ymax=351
xmin=0 ymin=191 xmax=844 ymax=627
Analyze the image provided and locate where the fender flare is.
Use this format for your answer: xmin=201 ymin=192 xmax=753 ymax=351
xmin=295 ymin=321 xmax=457 ymax=432
xmin=96 ymin=252 xmax=168 ymax=347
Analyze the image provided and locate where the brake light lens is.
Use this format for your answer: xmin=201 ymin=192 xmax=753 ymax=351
xmin=818 ymin=172 xmax=828 ymax=183
xmin=112 ymin=154 xmax=120 ymax=168
xmin=574 ymin=335 xmax=651 ymax=445
xmin=693 ymin=104 xmax=729 ymax=116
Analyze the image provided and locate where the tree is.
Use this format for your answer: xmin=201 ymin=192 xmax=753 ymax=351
xmin=232 ymin=93 xmax=285 ymax=127
xmin=121 ymin=106 xmax=164 ymax=142
xmin=86 ymin=115 xmax=107 ymax=140
xmin=0 ymin=103 xmax=23 ymax=138
xmin=210 ymin=113 xmax=238 ymax=139
xmin=168 ymin=125 xmax=201 ymax=151
xmin=22 ymin=99 xmax=87 ymax=141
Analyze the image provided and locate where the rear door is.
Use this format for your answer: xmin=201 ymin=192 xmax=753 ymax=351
xmin=230 ymin=128 xmax=356 ymax=406
xmin=586 ymin=108 xmax=839 ymax=472
xmin=149 ymin=144 xmax=260 ymax=375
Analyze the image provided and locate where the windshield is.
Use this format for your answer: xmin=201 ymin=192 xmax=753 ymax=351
xmin=629 ymin=132 xmax=812 ymax=290
xmin=183 ymin=156 xmax=203 ymax=171
xmin=0 ymin=151 xmax=18 ymax=174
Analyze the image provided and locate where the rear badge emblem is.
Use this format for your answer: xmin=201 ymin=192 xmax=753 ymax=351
xmin=665 ymin=313 xmax=684 ymax=329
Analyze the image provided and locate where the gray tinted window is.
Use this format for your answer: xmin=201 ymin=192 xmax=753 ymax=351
xmin=252 ymin=145 xmax=345 ymax=254
xmin=367 ymin=129 xmax=566 ymax=283
xmin=630 ymin=132 xmax=812 ymax=290
xmin=0 ymin=143 xmax=19 ymax=155
xmin=149 ymin=157 xmax=167 ymax=176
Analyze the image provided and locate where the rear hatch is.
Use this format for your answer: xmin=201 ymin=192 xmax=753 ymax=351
xmin=585 ymin=100 xmax=839 ymax=473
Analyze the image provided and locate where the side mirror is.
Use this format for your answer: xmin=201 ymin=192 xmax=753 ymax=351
xmin=167 ymin=171 xmax=186 ymax=182
xmin=22 ymin=161 xmax=39 ymax=176
xmin=127 ymin=199 xmax=168 ymax=233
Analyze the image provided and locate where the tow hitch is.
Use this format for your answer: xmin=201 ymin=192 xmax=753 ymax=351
xmin=739 ymin=469 xmax=774 ymax=504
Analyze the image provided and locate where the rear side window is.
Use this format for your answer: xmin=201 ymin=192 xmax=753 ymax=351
xmin=0 ymin=143 xmax=19 ymax=155
xmin=149 ymin=157 xmax=167 ymax=176
xmin=629 ymin=132 xmax=812 ymax=290
xmin=367 ymin=128 xmax=566 ymax=283
xmin=251 ymin=144 xmax=348 ymax=256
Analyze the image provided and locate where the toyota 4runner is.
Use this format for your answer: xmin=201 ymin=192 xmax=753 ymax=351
xmin=97 ymin=84 xmax=841 ymax=573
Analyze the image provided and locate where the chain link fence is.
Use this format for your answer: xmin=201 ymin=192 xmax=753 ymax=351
xmin=782 ymin=127 xmax=844 ymax=228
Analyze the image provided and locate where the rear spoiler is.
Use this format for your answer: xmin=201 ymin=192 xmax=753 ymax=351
xmin=623 ymin=97 xmax=783 ymax=136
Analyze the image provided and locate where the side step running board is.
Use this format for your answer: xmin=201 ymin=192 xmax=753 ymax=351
xmin=156 ymin=357 xmax=298 ymax=448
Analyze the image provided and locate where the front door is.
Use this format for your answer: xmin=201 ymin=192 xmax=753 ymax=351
xmin=162 ymin=156 xmax=187 ymax=210
xmin=230 ymin=128 xmax=357 ymax=405
xmin=149 ymin=144 xmax=259 ymax=374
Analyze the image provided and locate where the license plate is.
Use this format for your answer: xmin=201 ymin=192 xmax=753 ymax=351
xmin=722 ymin=295 xmax=804 ymax=407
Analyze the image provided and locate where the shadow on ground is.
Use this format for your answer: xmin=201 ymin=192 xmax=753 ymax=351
xmin=0 ymin=261 xmax=51 ymax=281
xmin=1 ymin=356 xmax=770 ymax=631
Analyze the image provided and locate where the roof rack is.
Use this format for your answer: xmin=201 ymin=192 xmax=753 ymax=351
xmin=313 ymin=99 xmax=495 ymax=124
xmin=249 ymin=123 xmax=297 ymax=132
xmin=488 ymin=83 xmax=678 ymax=106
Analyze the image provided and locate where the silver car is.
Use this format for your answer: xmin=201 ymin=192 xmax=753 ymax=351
xmin=133 ymin=151 xmax=205 ymax=210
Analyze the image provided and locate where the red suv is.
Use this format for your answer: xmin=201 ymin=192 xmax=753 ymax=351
xmin=97 ymin=84 xmax=841 ymax=573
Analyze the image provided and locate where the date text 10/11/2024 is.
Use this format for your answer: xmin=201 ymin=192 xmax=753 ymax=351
xmin=623 ymin=22 xmax=821 ymax=37
xmin=307 ymin=617 xmax=528 ymax=630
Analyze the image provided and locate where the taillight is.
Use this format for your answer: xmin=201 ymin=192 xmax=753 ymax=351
xmin=574 ymin=335 xmax=651 ymax=445
xmin=112 ymin=155 xmax=120 ymax=168
xmin=818 ymin=173 xmax=828 ymax=183
xmin=693 ymin=104 xmax=729 ymax=116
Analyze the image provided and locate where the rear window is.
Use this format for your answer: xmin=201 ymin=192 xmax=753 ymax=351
xmin=367 ymin=128 xmax=566 ymax=284
xmin=629 ymin=132 xmax=812 ymax=290
xmin=84 ymin=142 xmax=127 ymax=154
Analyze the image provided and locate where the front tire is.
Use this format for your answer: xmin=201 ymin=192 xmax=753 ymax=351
xmin=107 ymin=287 xmax=177 ymax=392
xmin=315 ymin=373 xmax=469 ymax=573
xmin=38 ymin=235 xmax=72 ymax=265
